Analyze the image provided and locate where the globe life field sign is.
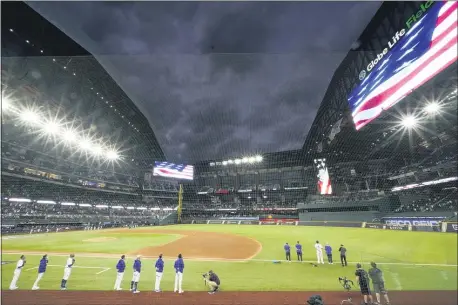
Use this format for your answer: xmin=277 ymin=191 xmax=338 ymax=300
xmin=362 ymin=0 xmax=435 ymax=77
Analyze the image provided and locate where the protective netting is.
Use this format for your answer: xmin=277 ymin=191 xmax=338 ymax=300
xmin=1 ymin=1 xmax=457 ymax=233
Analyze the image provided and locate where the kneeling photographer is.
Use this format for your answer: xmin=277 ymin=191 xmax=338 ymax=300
xmin=202 ymin=270 xmax=220 ymax=294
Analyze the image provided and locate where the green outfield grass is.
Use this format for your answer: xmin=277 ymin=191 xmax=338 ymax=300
xmin=1 ymin=225 xmax=457 ymax=292
xmin=1 ymin=230 xmax=181 ymax=254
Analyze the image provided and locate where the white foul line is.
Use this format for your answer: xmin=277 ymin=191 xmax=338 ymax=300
xmin=95 ymin=268 xmax=110 ymax=275
xmin=25 ymin=266 xmax=38 ymax=271
xmin=4 ymin=251 xmax=457 ymax=267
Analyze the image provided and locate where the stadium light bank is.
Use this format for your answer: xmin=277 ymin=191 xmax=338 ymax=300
xmin=2 ymin=97 xmax=122 ymax=161
xmin=209 ymin=155 xmax=263 ymax=167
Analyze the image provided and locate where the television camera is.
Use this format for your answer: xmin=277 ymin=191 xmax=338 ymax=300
xmin=338 ymin=277 xmax=355 ymax=305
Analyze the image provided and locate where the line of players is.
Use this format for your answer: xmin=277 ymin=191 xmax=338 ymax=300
xmin=283 ymin=241 xmax=348 ymax=266
xmin=8 ymin=253 xmax=186 ymax=294
xmin=114 ymin=254 xmax=184 ymax=293
xmin=9 ymin=254 xmax=75 ymax=291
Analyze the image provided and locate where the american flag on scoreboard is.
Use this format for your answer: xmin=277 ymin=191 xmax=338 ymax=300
xmin=349 ymin=1 xmax=458 ymax=130
xmin=153 ymin=161 xmax=194 ymax=180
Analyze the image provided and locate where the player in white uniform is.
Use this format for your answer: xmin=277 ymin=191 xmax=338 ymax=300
xmin=60 ymin=254 xmax=75 ymax=290
xmin=9 ymin=255 xmax=26 ymax=290
xmin=315 ymin=241 xmax=325 ymax=264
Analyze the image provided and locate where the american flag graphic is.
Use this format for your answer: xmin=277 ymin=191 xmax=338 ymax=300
xmin=315 ymin=159 xmax=332 ymax=195
xmin=349 ymin=1 xmax=458 ymax=130
xmin=153 ymin=161 xmax=194 ymax=180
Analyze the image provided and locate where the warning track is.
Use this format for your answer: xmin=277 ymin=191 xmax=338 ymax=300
xmin=2 ymin=290 xmax=457 ymax=305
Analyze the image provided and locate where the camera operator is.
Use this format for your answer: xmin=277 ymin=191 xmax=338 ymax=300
xmin=368 ymin=262 xmax=391 ymax=305
xmin=203 ymin=270 xmax=220 ymax=294
xmin=355 ymin=263 xmax=373 ymax=305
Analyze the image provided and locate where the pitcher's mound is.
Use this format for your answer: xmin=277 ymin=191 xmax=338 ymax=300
xmin=83 ymin=237 xmax=117 ymax=243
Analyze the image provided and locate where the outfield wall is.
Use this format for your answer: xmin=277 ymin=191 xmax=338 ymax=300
xmin=182 ymin=218 xmax=458 ymax=233
xmin=299 ymin=211 xmax=380 ymax=222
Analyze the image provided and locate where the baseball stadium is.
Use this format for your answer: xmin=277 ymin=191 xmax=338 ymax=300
xmin=1 ymin=2 xmax=457 ymax=305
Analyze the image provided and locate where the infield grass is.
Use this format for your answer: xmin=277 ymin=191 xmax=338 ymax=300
xmin=1 ymin=225 xmax=457 ymax=292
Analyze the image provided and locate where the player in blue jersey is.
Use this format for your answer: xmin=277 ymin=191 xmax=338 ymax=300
xmin=296 ymin=241 xmax=303 ymax=261
xmin=32 ymin=254 xmax=48 ymax=290
xmin=174 ymin=254 xmax=184 ymax=293
xmin=284 ymin=243 xmax=291 ymax=262
xmin=114 ymin=255 xmax=126 ymax=291
xmin=131 ymin=255 xmax=141 ymax=293
xmin=154 ymin=254 xmax=164 ymax=292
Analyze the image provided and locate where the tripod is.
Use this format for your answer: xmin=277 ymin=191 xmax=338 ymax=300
xmin=338 ymin=277 xmax=354 ymax=305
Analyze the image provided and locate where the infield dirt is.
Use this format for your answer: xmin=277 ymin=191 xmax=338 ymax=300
xmin=3 ymin=290 xmax=456 ymax=305
xmin=109 ymin=228 xmax=262 ymax=260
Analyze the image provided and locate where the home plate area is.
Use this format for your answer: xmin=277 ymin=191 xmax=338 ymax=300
xmin=2 ymin=290 xmax=457 ymax=305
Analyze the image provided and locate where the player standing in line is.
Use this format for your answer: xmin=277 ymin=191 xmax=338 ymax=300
xmin=315 ymin=241 xmax=325 ymax=264
xmin=113 ymin=255 xmax=126 ymax=290
xmin=154 ymin=254 xmax=164 ymax=292
xmin=284 ymin=243 xmax=291 ymax=262
xmin=339 ymin=244 xmax=348 ymax=266
xmin=60 ymin=254 xmax=75 ymax=290
xmin=368 ymin=262 xmax=391 ymax=305
xmin=325 ymin=243 xmax=333 ymax=264
xmin=355 ymin=263 xmax=373 ymax=305
xmin=32 ymin=254 xmax=48 ymax=290
xmin=295 ymin=241 xmax=303 ymax=262
xmin=131 ymin=255 xmax=141 ymax=293
xmin=174 ymin=253 xmax=185 ymax=293
xmin=9 ymin=255 xmax=26 ymax=290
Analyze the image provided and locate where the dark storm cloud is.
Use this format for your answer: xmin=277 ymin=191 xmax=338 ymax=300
xmin=28 ymin=1 xmax=381 ymax=162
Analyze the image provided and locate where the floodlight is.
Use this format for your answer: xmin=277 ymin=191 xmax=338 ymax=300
xmin=424 ymin=102 xmax=440 ymax=114
xmin=2 ymin=96 xmax=11 ymax=111
xmin=42 ymin=121 xmax=61 ymax=135
xmin=401 ymin=116 xmax=417 ymax=128
xmin=235 ymin=159 xmax=241 ymax=164
xmin=255 ymin=155 xmax=263 ymax=162
xmin=63 ymin=129 xmax=78 ymax=143
xmin=248 ymin=157 xmax=256 ymax=163
xmin=222 ymin=161 xmax=228 ymax=166
xmin=242 ymin=157 xmax=248 ymax=163
xmin=92 ymin=144 xmax=104 ymax=156
xmin=228 ymin=159 xmax=234 ymax=164
xmin=19 ymin=110 xmax=40 ymax=124
xmin=79 ymin=139 xmax=92 ymax=151
xmin=106 ymin=150 xmax=119 ymax=160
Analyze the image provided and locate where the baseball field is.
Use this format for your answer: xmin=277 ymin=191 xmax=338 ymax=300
xmin=2 ymin=224 xmax=457 ymax=305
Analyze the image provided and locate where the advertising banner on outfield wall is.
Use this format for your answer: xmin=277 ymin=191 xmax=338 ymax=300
xmin=239 ymin=221 xmax=258 ymax=225
xmin=383 ymin=216 xmax=445 ymax=227
xmin=385 ymin=225 xmax=409 ymax=231
xmin=208 ymin=220 xmax=224 ymax=224
xmin=365 ymin=223 xmax=385 ymax=229
xmin=260 ymin=218 xmax=298 ymax=224
xmin=220 ymin=217 xmax=259 ymax=221
xmin=225 ymin=220 xmax=239 ymax=224
xmin=446 ymin=223 xmax=458 ymax=233
xmin=194 ymin=220 xmax=208 ymax=224
xmin=411 ymin=225 xmax=441 ymax=232
xmin=297 ymin=221 xmax=362 ymax=228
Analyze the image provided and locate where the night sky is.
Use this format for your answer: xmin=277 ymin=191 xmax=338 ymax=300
xmin=28 ymin=1 xmax=381 ymax=162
